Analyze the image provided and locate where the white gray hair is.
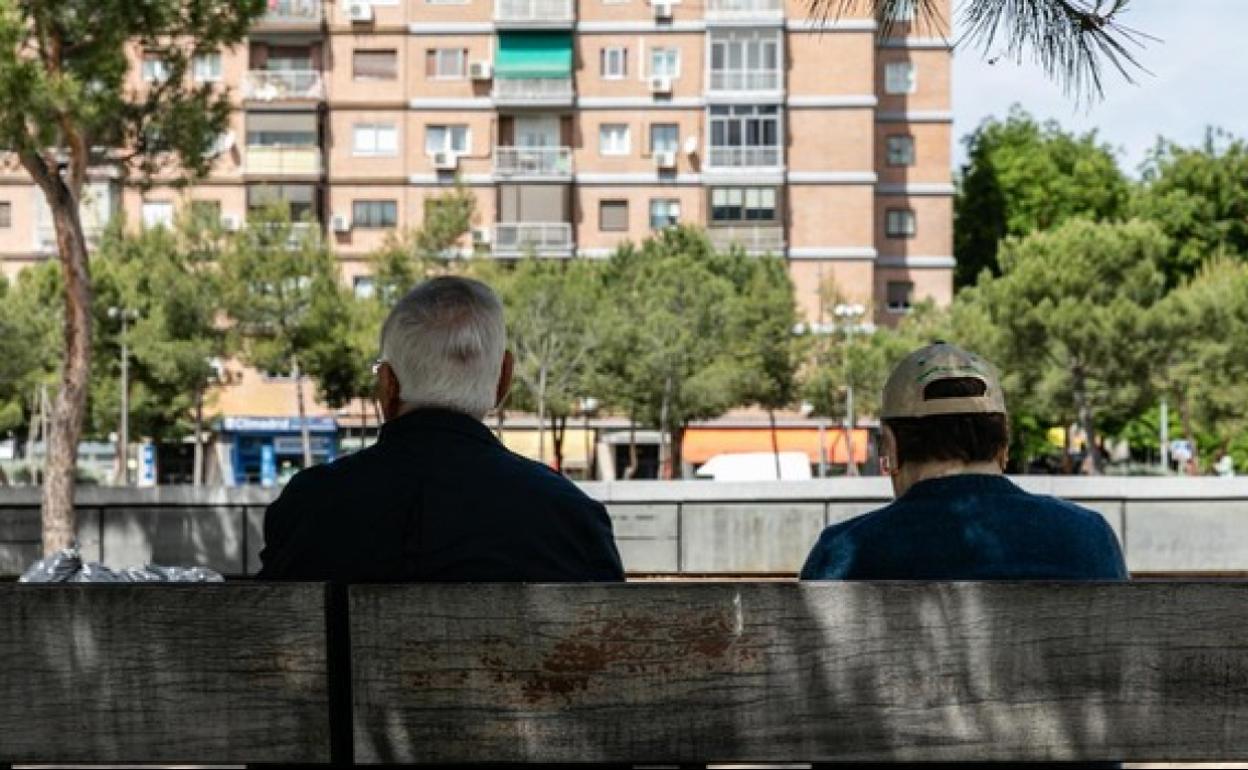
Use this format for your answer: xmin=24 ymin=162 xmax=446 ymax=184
xmin=379 ymin=276 xmax=507 ymax=419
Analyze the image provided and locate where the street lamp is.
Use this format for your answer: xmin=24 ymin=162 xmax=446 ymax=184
xmin=832 ymin=303 xmax=866 ymax=477
xmin=108 ymin=306 xmax=139 ymax=486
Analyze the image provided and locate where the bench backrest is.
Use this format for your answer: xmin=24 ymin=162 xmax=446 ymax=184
xmin=0 ymin=584 xmax=331 ymax=765
xmin=349 ymin=582 xmax=1248 ymax=763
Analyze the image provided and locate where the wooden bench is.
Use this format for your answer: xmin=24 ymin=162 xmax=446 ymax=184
xmin=4 ymin=582 xmax=1248 ymax=765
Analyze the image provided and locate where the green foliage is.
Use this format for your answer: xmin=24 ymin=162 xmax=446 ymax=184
xmin=1133 ymin=129 xmax=1248 ymax=286
xmin=0 ymin=270 xmax=59 ymax=434
xmin=731 ymin=253 xmax=802 ymax=415
xmin=954 ymin=106 xmax=1129 ymax=287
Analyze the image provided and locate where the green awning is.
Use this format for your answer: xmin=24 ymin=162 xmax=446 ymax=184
xmin=495 ymin=33 xmax=572 ymax=79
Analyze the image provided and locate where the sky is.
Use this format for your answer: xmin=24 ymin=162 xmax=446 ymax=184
xmin=951 ymin=1 xmax=1247 ymax=176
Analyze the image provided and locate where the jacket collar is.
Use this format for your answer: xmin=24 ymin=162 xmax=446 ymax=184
xmin=379 ymin=407 xmax=502 ymax=449
xmin=900 ymin=473 xmax=1021 ymax=502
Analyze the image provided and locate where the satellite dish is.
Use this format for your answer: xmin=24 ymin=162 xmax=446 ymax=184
xmin=683 ymin=135 xmax=698 ymax=156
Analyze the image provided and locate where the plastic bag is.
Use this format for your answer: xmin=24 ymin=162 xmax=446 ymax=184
xmin=19 ymin=543 xmax=224 ymax=583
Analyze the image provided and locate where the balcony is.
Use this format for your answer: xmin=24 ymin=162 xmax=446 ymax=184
xmin=707 ymin=146 xmax=782 ymax=168
xmin=254 ymin=0 xmax=323 ymax=30
xmin=244 ymin=145 xmax=324 ymax=177
xmin=242 ymin=70 xmax=325 ymax=102
xmin=493 ymin=146 xmax=573 ymax=179
xmin=708 ymin=225 xmax=785 ymax=254
xmin=494 ymin=0 xmax=574 ymax=27
xmin=705 ymin=0 xmax=784 ymax=22
xmin=708 ymin=69 xmax=781 ymax=93
xmin=492 ymin=77 xmax=574 ymax=106
xmin=492 ymin=222 xmax=574 ymax=256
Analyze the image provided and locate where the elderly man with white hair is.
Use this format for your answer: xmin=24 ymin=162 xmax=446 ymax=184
xmin=257 ymin=276 xmax=625 ymax=582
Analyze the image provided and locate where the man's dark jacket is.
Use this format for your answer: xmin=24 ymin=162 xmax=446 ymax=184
xmin=257 ymin=408 xmax=624 ymax=582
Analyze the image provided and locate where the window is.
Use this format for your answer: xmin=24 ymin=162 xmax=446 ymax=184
xmin=708 ymin=30 xmax=780 ymax=91
xmin=893 ymin=0 xmax=916 ymax=21
xmin=425 ymin=125 xmax=470 ymax=155
xmin=354 ymin=50 xmax=398 ymax=80
xmin=600 ymin=47 xmax=627 ymax=79
xmin=192 ymin=52 xmax=222 ymax=82
xmin=247 ymin=112 xmax=317 ymax=147
xmin=353 ymin=123 xmax=398 ymax=156
xmin=353 ymin=276 xmax=376 ymax=300
xmin=708 ymin=105 xmax=780 ymax=166
xmin=599 ymin=200 xmax=629 ymax=231
xmin=0 ymin=201 xmax=10 ymax=228
xmin=599 ymin=124 xmax=630 ymax=155
xmin=886 ymin=208 xmax=916 ymax=237
xmin=426 ymin=48 xmax=467 ymax=79
xmin=247 ymin=184 xmax=317 ymax=221
xmin=884 ymin=61 xmax=916 ymax=94
xmin=189 ymin=200 xmax=222 ymax=225
xmin=886 ymin=135 xmax=915 ymax=166
xmin=650 ymin=47 xmax=679 ymax=78
xmin=141 ymin=55 xmax=171 ymax=83
xmin=141 ymin=201 xmax=175 ymax=230
xmin=649 ymin=123 xmax=679 ymax=154
xmin=887 ymin=281 xmax=915 ymax=313
xmin=710 ymin=187 xmax=778 ymax=223
xmin=353 ymin=200 xmax=398 ymax=228
xmin=649 ymin=199 xmax=680 ymax=229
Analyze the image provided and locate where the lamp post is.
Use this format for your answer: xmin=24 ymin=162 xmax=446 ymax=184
xmin=833 ymin=303 xmax=866 ymax=477
xmin=108 ymin=306 xmax=139 ymax=486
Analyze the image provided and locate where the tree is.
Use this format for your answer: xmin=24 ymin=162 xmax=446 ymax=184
xmin=0 ymin=270 xmax=58 ymax=440
xmin=221 ymin=206 xmax=348 ymax=469
xmin=1133 ymin=129 xmax=1248 ymax=286
xmin=954 ymin=106 xmax=1129 ymax=286
xmin=957 ymin=219 xmax=1168 ymax=473
xmin=0 ymin=0 xmax=265 ymax=551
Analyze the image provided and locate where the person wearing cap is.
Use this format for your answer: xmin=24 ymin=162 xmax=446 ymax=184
xmin=800 ymin=342 xmax=1128 ymax=581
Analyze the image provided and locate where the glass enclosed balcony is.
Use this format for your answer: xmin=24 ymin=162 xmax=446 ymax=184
xmin=708 ymin=224 xmax=785 ymax=253
xmin=705 ymin=0 xmax=783 ymax=22
xmin=242 ymin=70 xmax=325 ymax=102
xmin=494 ymin=0 xmax=575 ymax=27
xmin=244 ymin=146 xmax=324 ymax=177
xmin=254 ymin=0 xmax=323 ymax=30
xmin=492 ymin=222 xmax=574 ymax=256
xmin=494 ymin=146 xmax=574 ymax=178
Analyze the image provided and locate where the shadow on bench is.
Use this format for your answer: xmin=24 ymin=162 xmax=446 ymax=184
xmin=2 ymin=582 xmax=1247 ymax=765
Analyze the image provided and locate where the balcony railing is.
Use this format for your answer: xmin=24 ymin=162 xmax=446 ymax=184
xmin=707 ymin=145 xmax=782 ymax=168
xmin=492 ymin=78 xmax=574 ymax=104
xmin=493 ymin=222 xmax=574 ymax=254
xmin=493 ymin=146 xmax=573 ymax=177
xmin=494 ymin=0 xmax=574 ymax=24
xmin=705 ymin=0 xmax=783 ymax=20
xmin=256 ymin=0 xmax=323 ymax=26
xmin=708 ymin=69 xmax=781 ymax=92
xmin=708 ymin=224 xmax=785 ymax=253
xmin=242 ymin=70 xmax=325 ymax=102
xmin=244 ymin=145 xmax=324 ymax=176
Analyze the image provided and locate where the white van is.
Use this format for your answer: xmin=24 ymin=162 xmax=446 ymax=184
xmin=694 ymin=451 xmax=813 ymax=481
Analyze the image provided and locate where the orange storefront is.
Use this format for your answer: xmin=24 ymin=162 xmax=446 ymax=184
xmin=681 ymin=426 xmax=872 ymax=466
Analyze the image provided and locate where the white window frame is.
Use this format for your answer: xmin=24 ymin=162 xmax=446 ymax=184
xmin=425 ymin=124 xmax=470 ymax=156
xmin=141 ymin=201 xmax=175 ymax=230
xmin=886 ymin=134 xmax=915 ymax=166
xmin=708 ymin=29 xmax=781 ymax=91
xmin=886 ymin=280 xmax=915 ymax=314
xmin=885 ymin=208 xmax=916 ymax=238
xmin=599 ymin=123 xmax=631 ymax=156
xmin=600 ymin=47 xmax=628 ymax=80
xmin=430 ymin=48 xmax=467 ymax=79
xmin=353 ymin=123 xmax=399 ymax=157
xmin=141 ymin=56 xmax=171 ymax=83
xmin=192 ymin=52 xmax=222 ymax=83
xmin=650 ymin=47 xmax=680 ymax=79
xmin=649 ymin=198 xmax=680 ymax=229
xmin=649 ymin=123 xmax=679 ymax=154
xmin=884 ymin=61 xmax=917 ymax=94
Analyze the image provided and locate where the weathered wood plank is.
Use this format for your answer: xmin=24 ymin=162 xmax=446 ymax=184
xmin=0 ymin=583 xmax=331 ymax=764
xmin=350 ymin=582 xmax=1248 ymax=763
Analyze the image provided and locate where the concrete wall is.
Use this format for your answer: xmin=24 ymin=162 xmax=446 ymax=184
xmin=4 ymin=478 xmax=1248 ymax=577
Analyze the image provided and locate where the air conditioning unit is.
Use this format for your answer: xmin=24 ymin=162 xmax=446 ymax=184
xmin=346 ymin=1 xmax=374 ymax=22
xmin=331 ymin=213 xmax=352 ymax=233
xmin=653 ymin=0 xmax=674 ymax=19
xmin=469 ymin=61 xmax=493 ymax=81
xmin=654 ymin=150 xmax=677 ymax=169
xmin=471 ymin=227 xmax=491 ymax=245
xmin=220 ymin=213 xmax=241 ymax=231
xmin=432 ymin=151 xmax=459 ymax=170
xmin=648 ymin=75 xmax=673 ymax=94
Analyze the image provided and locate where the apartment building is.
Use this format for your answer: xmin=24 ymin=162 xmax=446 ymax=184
xmin=0 ymin=0 xmax=953 ymax=322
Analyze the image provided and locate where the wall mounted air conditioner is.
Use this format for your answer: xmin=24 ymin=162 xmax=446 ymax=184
xmin=648 ymin=75 xmax=673 ymax=94
xmin=471 ymin=227 xmax=492 ymax=245
xmin=433 ymin=151 xmax=459 ymax=170
xmin=469 ymin=61 xmax=493 ymax=80
xmin=346 ymin=1 xmax=374 ymax=22
xmin=654 ymin=150 xmax=677 ymax=169
xmin=331 ymin=213 xmax=352 ymax=233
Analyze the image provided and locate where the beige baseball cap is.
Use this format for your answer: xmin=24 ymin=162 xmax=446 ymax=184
xmin=881 ymin=342 xmax=1007 ymax=419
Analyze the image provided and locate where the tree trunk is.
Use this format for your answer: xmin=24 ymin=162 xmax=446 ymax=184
xmin=658 ymin=377 xmax=673 ymax=479
xmin=292 ymin=354 xmax=313 ymax=469
xmin=625 ymin=415 xmax=638 ymax=479
xmin=552 ymin=413 xmax=566 ymax=474
xmin=536 ymin=365 xmax=547 ymax=467
xmin=192 ymin=386 xmax=205 ymax=487
xmin=1072 ymin=367 xmax=1103 ymax=475
xmin=1178 ymin=396 xmax=1199 ymax=475
xmin=40 ymin=185 xmax=92 ymax=555
xmin=671 ymin=421 xmax=685 ymax=480
xmin=768 ymin=408 xmax=781 ymax=480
